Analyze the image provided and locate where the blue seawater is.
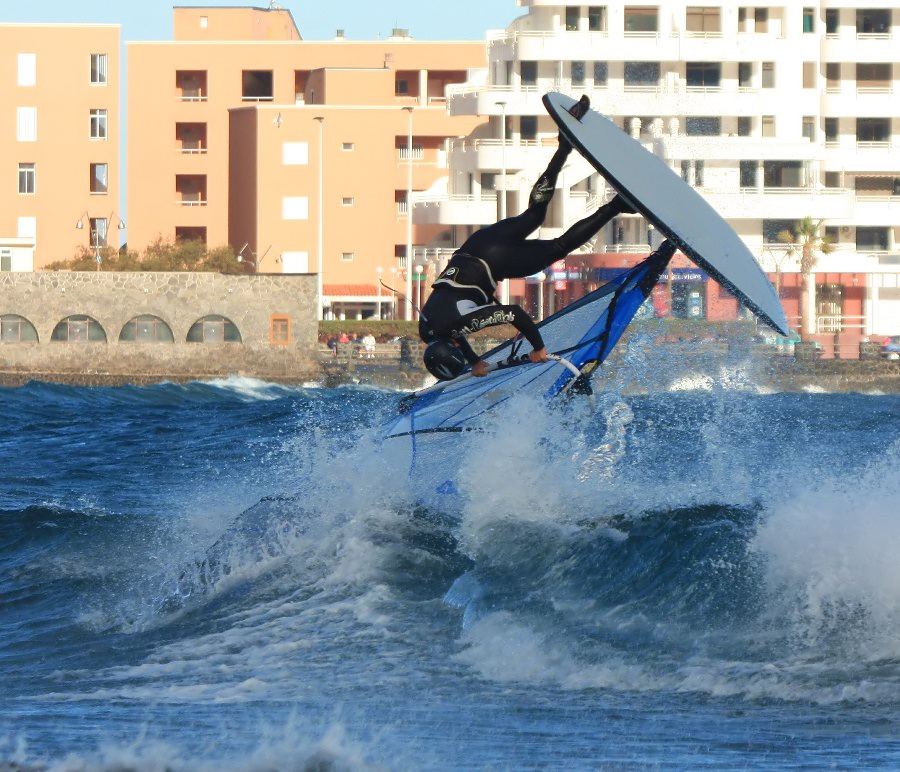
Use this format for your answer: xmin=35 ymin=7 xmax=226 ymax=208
xmin=2 ymin=374 xmax=900 ymax=770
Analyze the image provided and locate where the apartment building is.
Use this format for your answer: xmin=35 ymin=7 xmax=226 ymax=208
xmin=1 ymin=24 xmax=121 ymax=270
xmin=429 ymin=1 xmax=900 ymax=340
xmin=127 ymin=6 xmax=485 ymax=319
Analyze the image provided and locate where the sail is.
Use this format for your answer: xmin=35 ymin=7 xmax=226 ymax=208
xmin=382 ymin=246 xmax=672 ymax=441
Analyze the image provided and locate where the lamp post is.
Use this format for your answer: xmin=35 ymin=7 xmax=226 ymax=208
xmin=403 ymin=106 xmax=414 ymax=321
xmin=75 ymin=211 xmax=125 ymax=271
xmin=376 ymin=266 xmax=383 ymax=319
xmin=496 ymin=100 xmax=509 ymax=305
xmin=414 ymin=264 xmax=424 ymax=319
xmin=314 ymin=116 xmax=325 ymax=320
xmin=537 ymin=272 xmax=546 ymax=321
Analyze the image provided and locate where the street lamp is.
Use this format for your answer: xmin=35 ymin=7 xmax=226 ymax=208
xmin=403 ymin=106 xmax=414 ymax=321
xmin=414 ymin=263 xmax=424 ymax=319
xmin=496 ymin=100 xmax=509 ymax=304
xmin=376 ymin=266 xmax=383 ymax=319
xmin=314 ymin=115 xmax=325 ymax=320
xmin=75 ymin=211 xmax=125 ymax=271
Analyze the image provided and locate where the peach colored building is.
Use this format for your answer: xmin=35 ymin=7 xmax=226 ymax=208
xmin=127 ymin=6 xmax=486 ymax=319
xmin=1 ymin=24 xmax=121 ymax=271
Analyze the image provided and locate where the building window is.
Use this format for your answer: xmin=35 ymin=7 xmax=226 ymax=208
xmin=761 ymin=115 xmax=775 ymax=137
xmin=0 ymin=254 xmax=13 ymax=274
xmin=593 ymin=61 xmax=608 ymax=86
xmin=51 ymin=315 xmax=107 ymax=343
xmin=803 ymin=62 xmax=816 ymax=89
xmin=857 ymin=118 xmax=890 ymax=143
xmin=566 ymin=6 xmax=580 ymax=31
xmin=764 ymin=161 xmax=804 ymax=188
xmin=177 ymin=175 xmax=208 ymax=205
xmin=342 ymin=197 xmax=354 ymax=206
xmin=825 ymin=9 xmax=839 ymax=35
xmin=282 ymin=141 xmax=309 ymax=165
xmin=119 ymin=315 xmax=175 ymax=343
xmin=18 ymin=163 xmax=35 ymax=194
xmin=686 ymin=7 xmax=721 ymax=33
xmin=824 ymin=172 xmax=841 ymax=188
xmin=90 ymin=109 xmax=108 ymax=140
xmin=737 ymin=116 xmax=752 ymax=136
xmin=856 ymin=9 xmax=890 ymax=35
xmin=187 ymin=315 xmax=242 ymax=343
xmin=588 ymin=7 xmax=607 ymax=32
xmin=341 ymin=252 xmax=354 ymax=262
xmin=200 ymin=15 xmax=208 ymax=29
xmin=856 ymin=227 xmax=889 ymax=251
xmin=803 ymin=8 xmax=815 ymax=33
xmin=1 ymin=314 xmax=39 ymax=340
xmin=685 ymin=117 xmax=720 ymax=136
xmin=90 ymin=163 xmax=108 ymax=194
xmin=176 ymin=70 xmax=207 ymax=100
xmin=176 ymin=122 xmax=208 ymax=154
xmin=282 ymin=196 xmax=309 ymax=220
xmin=624 ymin=7 xmax=658 ymax=32
xmin=16 ymin=107 xmax=36 ymax=142
xmin=738 ymin=62 xmax=752 ymax=88
xmin=520 ymin=115 xmax=537 ymax=141
xmin=624 ymin=62 xmax=660 ymax=88
xmin=802 ymin=117 xmax=815 ymax=142
xmin=761 ymin=62 xmax=775 ymax=88
xmin=395 ymin=78 xmax=410 ymax=95
xmin=520 ymin=61 xmax=537 ymax=86
xmin=270 ymin=315 xmax=291 ymax=345
xmin=571 ymin=61 xmax=585 ymax=86
xmin=90 ymin=54 xmax=108 ymax=84
xmin=175 ymin=226 xmax=207 ymax=244
xmin=739 ymin=160 xmax=757 ymax=188
xmin=241 ymin=70 xmax=273 ymax=101
xmin=17 ymin=53 xmax=36 ymax=87
xmin=685 ymin=62 xmax=720 ymax=88
xmin=342 ymin=142 xmax=354 ymax=151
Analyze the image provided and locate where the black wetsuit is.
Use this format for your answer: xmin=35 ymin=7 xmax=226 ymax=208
xmin=419 ymin=144 xmax=630 ymax=365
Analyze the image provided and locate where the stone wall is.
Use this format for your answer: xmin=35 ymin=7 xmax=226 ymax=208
xmin=0 ymin=272 xmax=319 ymax=385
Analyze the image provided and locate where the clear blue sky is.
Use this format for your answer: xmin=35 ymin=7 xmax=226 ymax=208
xmin=2 ymin=0 xmax=519 ymax=40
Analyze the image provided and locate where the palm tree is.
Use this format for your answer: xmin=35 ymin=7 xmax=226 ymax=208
xmin=777 ymin=218 xmax=835 ymax=338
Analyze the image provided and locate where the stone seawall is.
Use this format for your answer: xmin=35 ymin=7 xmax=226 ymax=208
xmin=0 ymin=271 xmax=320 ymax=385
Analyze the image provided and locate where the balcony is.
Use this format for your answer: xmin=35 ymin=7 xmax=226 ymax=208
xmin=175 ymin=123 xmax=208 ymax=154
xmin=175 ymin=174 xmax=207 ymax=206
xmin=701 ymin=188 xmax=855 ymax=220
xmin=412 ymin=192 xmax=498 ymax=226
xmin=176 ymin=70 xmax=207 ymax=101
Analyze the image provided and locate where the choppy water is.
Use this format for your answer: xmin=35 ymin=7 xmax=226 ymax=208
xmin=2 ymin=371 xmax=900 ymax=770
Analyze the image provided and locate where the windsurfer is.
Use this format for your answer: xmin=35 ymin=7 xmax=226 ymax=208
xmin=418 ymin=95 xmax=635 ymax=381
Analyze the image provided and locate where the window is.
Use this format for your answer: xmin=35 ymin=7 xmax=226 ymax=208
xmin=624 ymin=62 xmax=660 ymax=87
xmin=176 ymin=70 xmax=207 ymax=100
xmin=119 ymin=315 xmax=175 ymax=343
xmin=802 ymin=117 xmax=815 ymax=142
xmin=342 ymin=197 xmax=354 ymax=206
xmin=18 ymin=163 xmax=35 ymax=194
xmin=803 ymin=8 xmax=815 ymax=33
xmin=763 ymin=219 xmax=797 ymax=243
xmin=270 ymin=315 xmax=291 ymax=345
xmin=0 ymin=254 xmax=12 ymax=274
xmin=88 ymin=217 xmax=109 ymax=248
xmin=395 ymin=78 xmax=409 ymax=95
xmin=762 ymin=115 xmax=775 ymax=137
xmin=856 ymin=227 xmax=889 ymax=251
xmin=90 ymin=54 xmax=107 ymax=84
xmin=1 ymin=315 xmax=38 ymax=341
xmin=282 ymin=141 xmax=309 ymax=165
xmin=824 ymin=172 xmax=841 ymax=188
xmin=685 ymin=62 xmax=720 ymax=88
xmin=200 ymin=15 xmax=208 ymax=29
xmin=825 ymin=9 xmax=839 ymax=34
xmin=176 ymin=122 xmax=207 ymax=153
xmin=187 ymin=315 xmax=242 ymax=343
xmin=90 ymin=109 xmax=107 ymax=140
xmin=51 ymin=315 xmax=107 ymax=343
xmin=857 ymin=9 xmax=890 ymax=35
xmin=175 ymin=226 xmax=207 ymax=244
xmin=566 ymin=6 xmax=579 ymax=31
xmin=241 ymin=70 xmax=273 ymax=101
xmin=342 ymin=142 xmax=354 ymax=151
xmin=17 ymin=107 xmax=36 ymax=141
xmin=588 ymin=6 xmax=607 ymax=31
xmin=738 ymin=62 xmax=752 ymax=88
xmin=737 ymin=116 xmax=752 ymax=136
xmin=857 ymin=63 xmax=891 ymax=89
xmin=685 ymin=117 xmax=720 ymax=136
xmin=739 ymin=160 xmax=757 ymax=188
xmin=857 ymin=118 xmax=890 ymax=143
xmin=761 ymin=62 xmax=775 ymax=88
xmin=341 ymin=252 xmax=354 ymax=262
xmin=18 ymin=53 xmax=36 ymax=86
xmin=624 ymin=7 xmax=658 ymax=32
xmin=177 ymin=175 xmax=207 ymax=205
xmin=764 ymin=161 xmax=804 ymax=188
xmin=825 ymin=63 xmax=841 ymax=90
xmin=593 ymin=61 xmax=608 ymax=86
xmin=520 ymin=115 xmax=537 ymax=141
xmin=90 ymin=163 xmax=108 ymax=194
xmin=686 ymin=7 xmax=721 ymax=33
xmin=283 ymin=196 xmax=309 ymax=220
xmin=521 ymin=61 xmax=537 ymax=86
xmin=572 ymin=61 xmax=585 ymax=86
xmin=803 ymin=62 xmax=816 ymax=89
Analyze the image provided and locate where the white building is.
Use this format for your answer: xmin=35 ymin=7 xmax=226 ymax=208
xmin=418 ymin=1 xmax=900 ymax=340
